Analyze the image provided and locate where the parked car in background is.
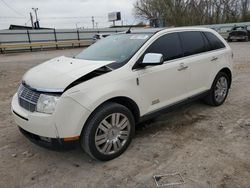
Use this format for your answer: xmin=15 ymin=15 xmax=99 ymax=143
xmin=11 ymin=27 xmax=233 ymax=161
xmin=227 ymin=26 xmax=250 ymax=42
xmin=93 ymin=33 xmax=110 ymax=41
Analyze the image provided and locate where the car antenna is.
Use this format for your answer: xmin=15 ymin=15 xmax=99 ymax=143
xmin=126 ymin=20 xmax=136 ymax=34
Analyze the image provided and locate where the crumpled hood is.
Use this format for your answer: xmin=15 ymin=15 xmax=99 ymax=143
xmin=23 ymin=56 xmax=113 ymax=91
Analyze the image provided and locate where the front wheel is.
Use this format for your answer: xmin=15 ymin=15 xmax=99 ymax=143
xmin=81 ymin=102 xmax=135 ymax=161
xmin=204 ymin=72 xmax=230 ymax=106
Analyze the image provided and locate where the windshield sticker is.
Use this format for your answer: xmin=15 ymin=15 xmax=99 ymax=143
xmin=130 ymin=35 xmax=149 ymax=40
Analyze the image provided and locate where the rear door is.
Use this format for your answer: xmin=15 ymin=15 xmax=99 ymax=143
xmin=179 ymin=31 xmax=217 ymax=96
xmin=202 ymin=31 xmax=227 ymax=88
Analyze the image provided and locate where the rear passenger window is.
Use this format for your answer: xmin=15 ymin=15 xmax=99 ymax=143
xmin=179 ymin=31 xmax=206 ymax=57
xmin=145 ymin=33 xmax=183 ymax=61
xmin=203 ymin=32 xmax=225 ymax=50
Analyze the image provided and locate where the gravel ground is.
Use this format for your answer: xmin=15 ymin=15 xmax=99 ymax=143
xmin=0 ymin=43 xmax=250 ymax=188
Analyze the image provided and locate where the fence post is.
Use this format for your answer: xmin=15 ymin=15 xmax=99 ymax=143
xmin=0 ymin=41 xmax=3 ymax=54
xmin=53 ymin=29 xmax=58 ymax=49
xmin=76 ymin=29 xmax=80 ymax=47
xmin=27 ymin=30 xmax=32 ymax=52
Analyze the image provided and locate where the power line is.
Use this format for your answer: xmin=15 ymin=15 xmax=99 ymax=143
xmin=40 ymin=16 xmax=106 ymax=19
xmin=0 ymin=0 xmax=25 ymax=16
xmin=0 ymin=16 xmax=26 ymax=19
xmin=24 ymin=17 xmax=31 ymax=26
xmin=0 ymin=17 xmax=109 ymax=22
xmin=0 ymin=15 xmax=107 ymax=20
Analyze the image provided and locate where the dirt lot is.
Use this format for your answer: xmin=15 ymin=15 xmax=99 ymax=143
xmin=0 ymin=43 xmax=250 ymax=188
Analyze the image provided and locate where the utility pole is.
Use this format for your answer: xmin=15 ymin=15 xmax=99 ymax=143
xmin=30 ymin=12 xmax=34 ymax=29
xmin=32 ymin=8 xmax=39 ymax=22
xmin=75 ymin=22 xmax=79 ymax=29
xmin=91 ymin=16 xmax=95 ymax=29
xmin=32 ymin=8 xmax=39 ymax=29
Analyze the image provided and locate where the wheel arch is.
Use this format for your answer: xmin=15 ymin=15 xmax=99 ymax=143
xmin=219 ymin=67 xmax=232 ymax=88
xmin=83 ymin=96 xmax=140 ymax=129
xmin=105 ymin=97 xmax=140 ymax=123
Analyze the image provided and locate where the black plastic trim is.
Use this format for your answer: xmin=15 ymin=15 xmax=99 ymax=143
xmin=13 ymin=110 xmax=28 ymax=121
xmin=63 ymin=66 xmax=112 ymax=92
xmin=19 ymin=127 xmax=78 ymax=151
xmin=139 ymin=90 xmax=209 ymax=123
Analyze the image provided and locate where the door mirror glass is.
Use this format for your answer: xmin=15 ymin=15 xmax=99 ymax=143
xmin=141 ymin=53 xmax=164 ymax=66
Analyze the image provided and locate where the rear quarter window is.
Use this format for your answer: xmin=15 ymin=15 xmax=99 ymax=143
xmin=203 ymin=32 xmax=225 ymax=51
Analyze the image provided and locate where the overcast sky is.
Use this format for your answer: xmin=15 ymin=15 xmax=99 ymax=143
xmin=0 ymin=0 xmax=137 ymax=29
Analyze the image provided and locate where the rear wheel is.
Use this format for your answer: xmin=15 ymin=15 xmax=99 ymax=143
xmin=81 ymin=102 xmax=135 ymax=161
xmin=204 ymin=72 xmax=230 ymax=106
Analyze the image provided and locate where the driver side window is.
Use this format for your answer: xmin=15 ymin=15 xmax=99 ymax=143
xmin=144 ymin=33 xmax=183 ymax=61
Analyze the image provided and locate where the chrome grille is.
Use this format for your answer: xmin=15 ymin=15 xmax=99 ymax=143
xmin=18 ymin=84 xmax=40 ymax=112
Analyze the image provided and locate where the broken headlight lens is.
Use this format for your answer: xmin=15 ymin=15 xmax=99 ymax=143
xmin=36 ymin=94 xmax=60 ymax=114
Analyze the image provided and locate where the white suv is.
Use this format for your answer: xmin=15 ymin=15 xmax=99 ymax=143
xmin=11 ymin=27 xmax=233 ymax=160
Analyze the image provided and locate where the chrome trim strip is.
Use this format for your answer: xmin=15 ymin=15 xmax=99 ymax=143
xmin=33 ymin=87 xmax=64 ymax=93
xmin=22 ymin=81 xmax=64 ymax=93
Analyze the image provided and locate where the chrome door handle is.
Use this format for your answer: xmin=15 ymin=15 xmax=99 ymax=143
xmin=178 ymin=63 xmax=188 ymax=71
xmin=211 ymin=57 xmax=218 ymax=62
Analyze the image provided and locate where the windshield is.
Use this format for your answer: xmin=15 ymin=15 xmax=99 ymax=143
xmin=76 ymin=33 xmax=152 ymax=69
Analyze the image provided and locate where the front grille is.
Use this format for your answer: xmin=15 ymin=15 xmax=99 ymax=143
xmin=18 ymin=84 xmax=40 ymax=112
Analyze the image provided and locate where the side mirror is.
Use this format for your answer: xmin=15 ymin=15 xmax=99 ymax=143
xmin=141 ymin=53 xmax=164 ymax=67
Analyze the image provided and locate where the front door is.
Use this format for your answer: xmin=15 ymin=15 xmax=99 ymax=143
xmin=135 ymin=33 xmax=190 ymax=114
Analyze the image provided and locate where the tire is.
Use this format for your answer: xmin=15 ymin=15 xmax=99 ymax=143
xmin=227 ymin=37 xmax=232 ymax=42
xmin=245 ymin=37 xmax=249 ymax=42
xmin=81 ymin=102 xmax=135 ymax=161
xmin=204 ymin=72 xmax=230 ymax=106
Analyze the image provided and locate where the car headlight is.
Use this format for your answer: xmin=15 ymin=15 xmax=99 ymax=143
xmin=36 ymin=94 xmax=60 ymax=114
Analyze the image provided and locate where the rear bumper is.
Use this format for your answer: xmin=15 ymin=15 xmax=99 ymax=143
xmin=229 ymin=36 xmax=247 ymax=40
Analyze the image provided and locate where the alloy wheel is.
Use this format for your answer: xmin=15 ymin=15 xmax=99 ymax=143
xmin=214 ymin=76 xmax=228 ymax=103
xmin=95 ymin=113 xmax=131 ymax=155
